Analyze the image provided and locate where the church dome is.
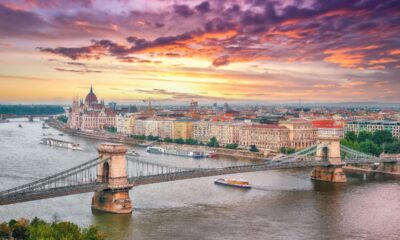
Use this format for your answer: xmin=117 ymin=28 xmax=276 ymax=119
xmin=85 ymin=85 xmax=98 ymax=106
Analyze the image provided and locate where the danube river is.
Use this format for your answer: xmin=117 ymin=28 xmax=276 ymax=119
xmin=1 ymin=119 xmax=400 ymax=240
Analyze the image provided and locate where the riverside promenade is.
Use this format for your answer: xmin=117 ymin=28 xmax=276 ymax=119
xmin=46 ymin=119 xmax=265 ymax=161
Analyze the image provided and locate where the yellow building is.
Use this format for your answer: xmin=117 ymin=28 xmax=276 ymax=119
xmin=172 ymin=121 xmax=193 ymax=140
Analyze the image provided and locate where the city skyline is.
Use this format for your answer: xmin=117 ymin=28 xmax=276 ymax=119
xmin=1 ymin=0 xmax=399 ymax=104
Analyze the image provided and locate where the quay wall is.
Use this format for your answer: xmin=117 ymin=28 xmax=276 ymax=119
xmin=46 ymin=120 xmax=265 ymax=161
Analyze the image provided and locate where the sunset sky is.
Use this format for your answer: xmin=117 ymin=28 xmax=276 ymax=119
xmin=0 ymin=0 xmax=399 ymax=104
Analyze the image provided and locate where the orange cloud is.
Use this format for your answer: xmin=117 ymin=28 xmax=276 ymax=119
xmin=323 ymin=45 xmax=380 ymax=68
xmin=369 ymin=58 xmax=397 ymax=65
xmin=388 ymin=49 xmax=400 ymax=55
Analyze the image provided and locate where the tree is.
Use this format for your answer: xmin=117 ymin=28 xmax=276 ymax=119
xmin=249 ymin=145 xmax=259 ymax=152
xmin=147 ymin=135 xmax=160 ymax=141
xmin=207 ymin=137 xmax=219 ymax=147
xmin=0 ymin=223 xmax=11 ymax=239
xmin=105 ymin=126 xmax=117 ymax=133
xmin=174 ymin=138 xmax=185 ymax=144
xmin=372 ymin=130 xmax=393 ymax=145
xmin=52 ymin=221 xmax=82 ymax=240
xmin=345 ymin=131 xmax=357 ymax=142
xmin=164 ymin=137 xmax=173 ymax=143
xmin=1 ymin=217 xmax=105 ymax=240
xmin=82 ymin=226 xmax=106 ymax=240
xmin=359 ymin=140 xmax=380 ymax=156
xmin=280 ymin=147 xmax=295 ymax=154
xmin=226 ymin=143 xmax=238 ymax=149
xmin=57 ymin=115 xmax=68 ymax=123
xmin=12 ymin=218 xmax=30 ymax=240
xmin=384 ymin=141 xmax=400 ymax=153
xmin=185 ymin=138 xmax=198 ymax=145
xmin=357 ymin=131 xmax=373 ymax=142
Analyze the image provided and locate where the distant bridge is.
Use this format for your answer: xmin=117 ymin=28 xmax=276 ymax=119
xmin=0 ymin=138 xmax=397 ymax=212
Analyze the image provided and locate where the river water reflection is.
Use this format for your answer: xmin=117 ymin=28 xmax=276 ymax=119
xmin=0 ymin=119 xmax=399 ymax=240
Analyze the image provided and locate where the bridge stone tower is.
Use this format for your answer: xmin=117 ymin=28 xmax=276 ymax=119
xmin=310 ymin=129 xmax=347 ymax=182
xmin=92 ymin=143 xmax=133 ymax=214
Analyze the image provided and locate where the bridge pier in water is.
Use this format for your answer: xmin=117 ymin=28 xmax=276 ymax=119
xmin=92 ymin=143 xmax=133 ymax=214
xmin=310 ymin=130 xmax=347 ymax=183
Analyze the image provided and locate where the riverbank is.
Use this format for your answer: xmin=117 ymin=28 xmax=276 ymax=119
xmin=46 ymin=120 xmax=265 ymax=161
xmin=344 ymin=165 xmax=400 ymax=176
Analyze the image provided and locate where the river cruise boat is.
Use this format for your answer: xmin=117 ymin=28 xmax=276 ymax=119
xmin=188 ymin=151 xmax=205 ymax=159
xmin=214 ymin=178 xmax=252 ymax=189
xmin=146 ymin=146 xmax=165 ymax=154
xmin=40 ymin=138 xmax=82 ymax=150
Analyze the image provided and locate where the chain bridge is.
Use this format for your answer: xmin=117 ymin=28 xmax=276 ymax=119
xmin=0 ymin=137 xmax=398 ymax=213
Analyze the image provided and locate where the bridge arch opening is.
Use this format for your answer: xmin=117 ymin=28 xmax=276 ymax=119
xmin=103 ymin=162 xmax=110 ymax=183
xmin=322 ymin=146 xmax=328 ymax=161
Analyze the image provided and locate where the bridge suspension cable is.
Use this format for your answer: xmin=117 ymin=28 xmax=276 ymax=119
xmin=340 ymin=145 xmax=381 ymax=163
xmin=0 ymin=157 xmax=109 ymax=206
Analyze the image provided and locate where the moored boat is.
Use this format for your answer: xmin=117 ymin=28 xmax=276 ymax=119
xmin=40 ymin=138 xmax=82 ymax=150
xmin=214 ymin=178 xmax=252 ymax=189
xmin=206 ymin=151 xmax=218 ymax=158
xmin=189 ymin=151 xmax=205 ymax=159
xmin=146 ymin=146 xmax=165 ymax=154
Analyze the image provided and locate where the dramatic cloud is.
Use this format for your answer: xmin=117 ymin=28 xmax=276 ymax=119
xmin=1 ymin=0 xmax=400 ymax=103
xmin=135 ymin=89 xmax=222 ymax=100
xmin=54 ymin=67 xmax=102 ymax=73
xmin=33 ymin=0 xmax=399 ymax=70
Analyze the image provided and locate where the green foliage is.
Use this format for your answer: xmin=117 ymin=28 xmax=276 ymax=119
xmin=280 ymin=147 xmax=295 ymax=154
xmin=105 ymin=126 xmax=117 ymax=133
xmin=0 ymin=222 xmax=11 ymax=239
xmin=342 ymin=130 xmax=400 ymax=156
xmin=184 ymin=138 xmax=198 ymax=145
xmin=207 ymin=137 xmax=219 ymax=147
xmin=0 ymin=217 xmax=105 ymax=240
xmin=0 ymin=105 xmax=65 ymax=116
xmin=130 ymin=134 xmax=146 ymax=140
xmin=12 ymin=218 xmax=30 ymax=240
xmin=345 ymin=131 xmax=357 ymax=142
xmin=358 ymin=140 xmax=381 ymax=156
xmin=225 ymin=143 xmax=238 ymax=149
xmin=357 ymin=131 xmax=373 ymax=142
xmin=372 ymin=130 xmax=394 ymax=145
xmin=57 ymin=115 xmax=68 ymax=123
xmin=82 ymin=226 xmax=105 ymax=240
xmin=174 ymin=138 xmax=185 ymax=144
xmin=249 ymin=145 xmax=259 ymax=152
xmin=383 ymin=141 xmax=400 ymax=154
xmin=146 ymin=135 xmax=160 ymax=141
xmin=164 ymin=137 xmax=173 ymax=143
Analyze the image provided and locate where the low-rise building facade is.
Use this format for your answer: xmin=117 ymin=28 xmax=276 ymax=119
xmin=238 ymin=125 xmax=289 ymax=151
xmin=345 ymin=120 xmax=400 ymax=139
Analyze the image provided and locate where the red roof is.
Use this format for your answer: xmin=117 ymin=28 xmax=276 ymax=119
xmin=311 ymin=119 xmax=343 ymax=128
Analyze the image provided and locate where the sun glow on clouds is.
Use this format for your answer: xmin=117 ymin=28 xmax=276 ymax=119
xmin=0 ymin=0 xmax=399 ymax=103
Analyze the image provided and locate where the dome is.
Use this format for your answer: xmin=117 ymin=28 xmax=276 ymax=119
xmin=85 ymin=85 xmax=98 ymax=106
